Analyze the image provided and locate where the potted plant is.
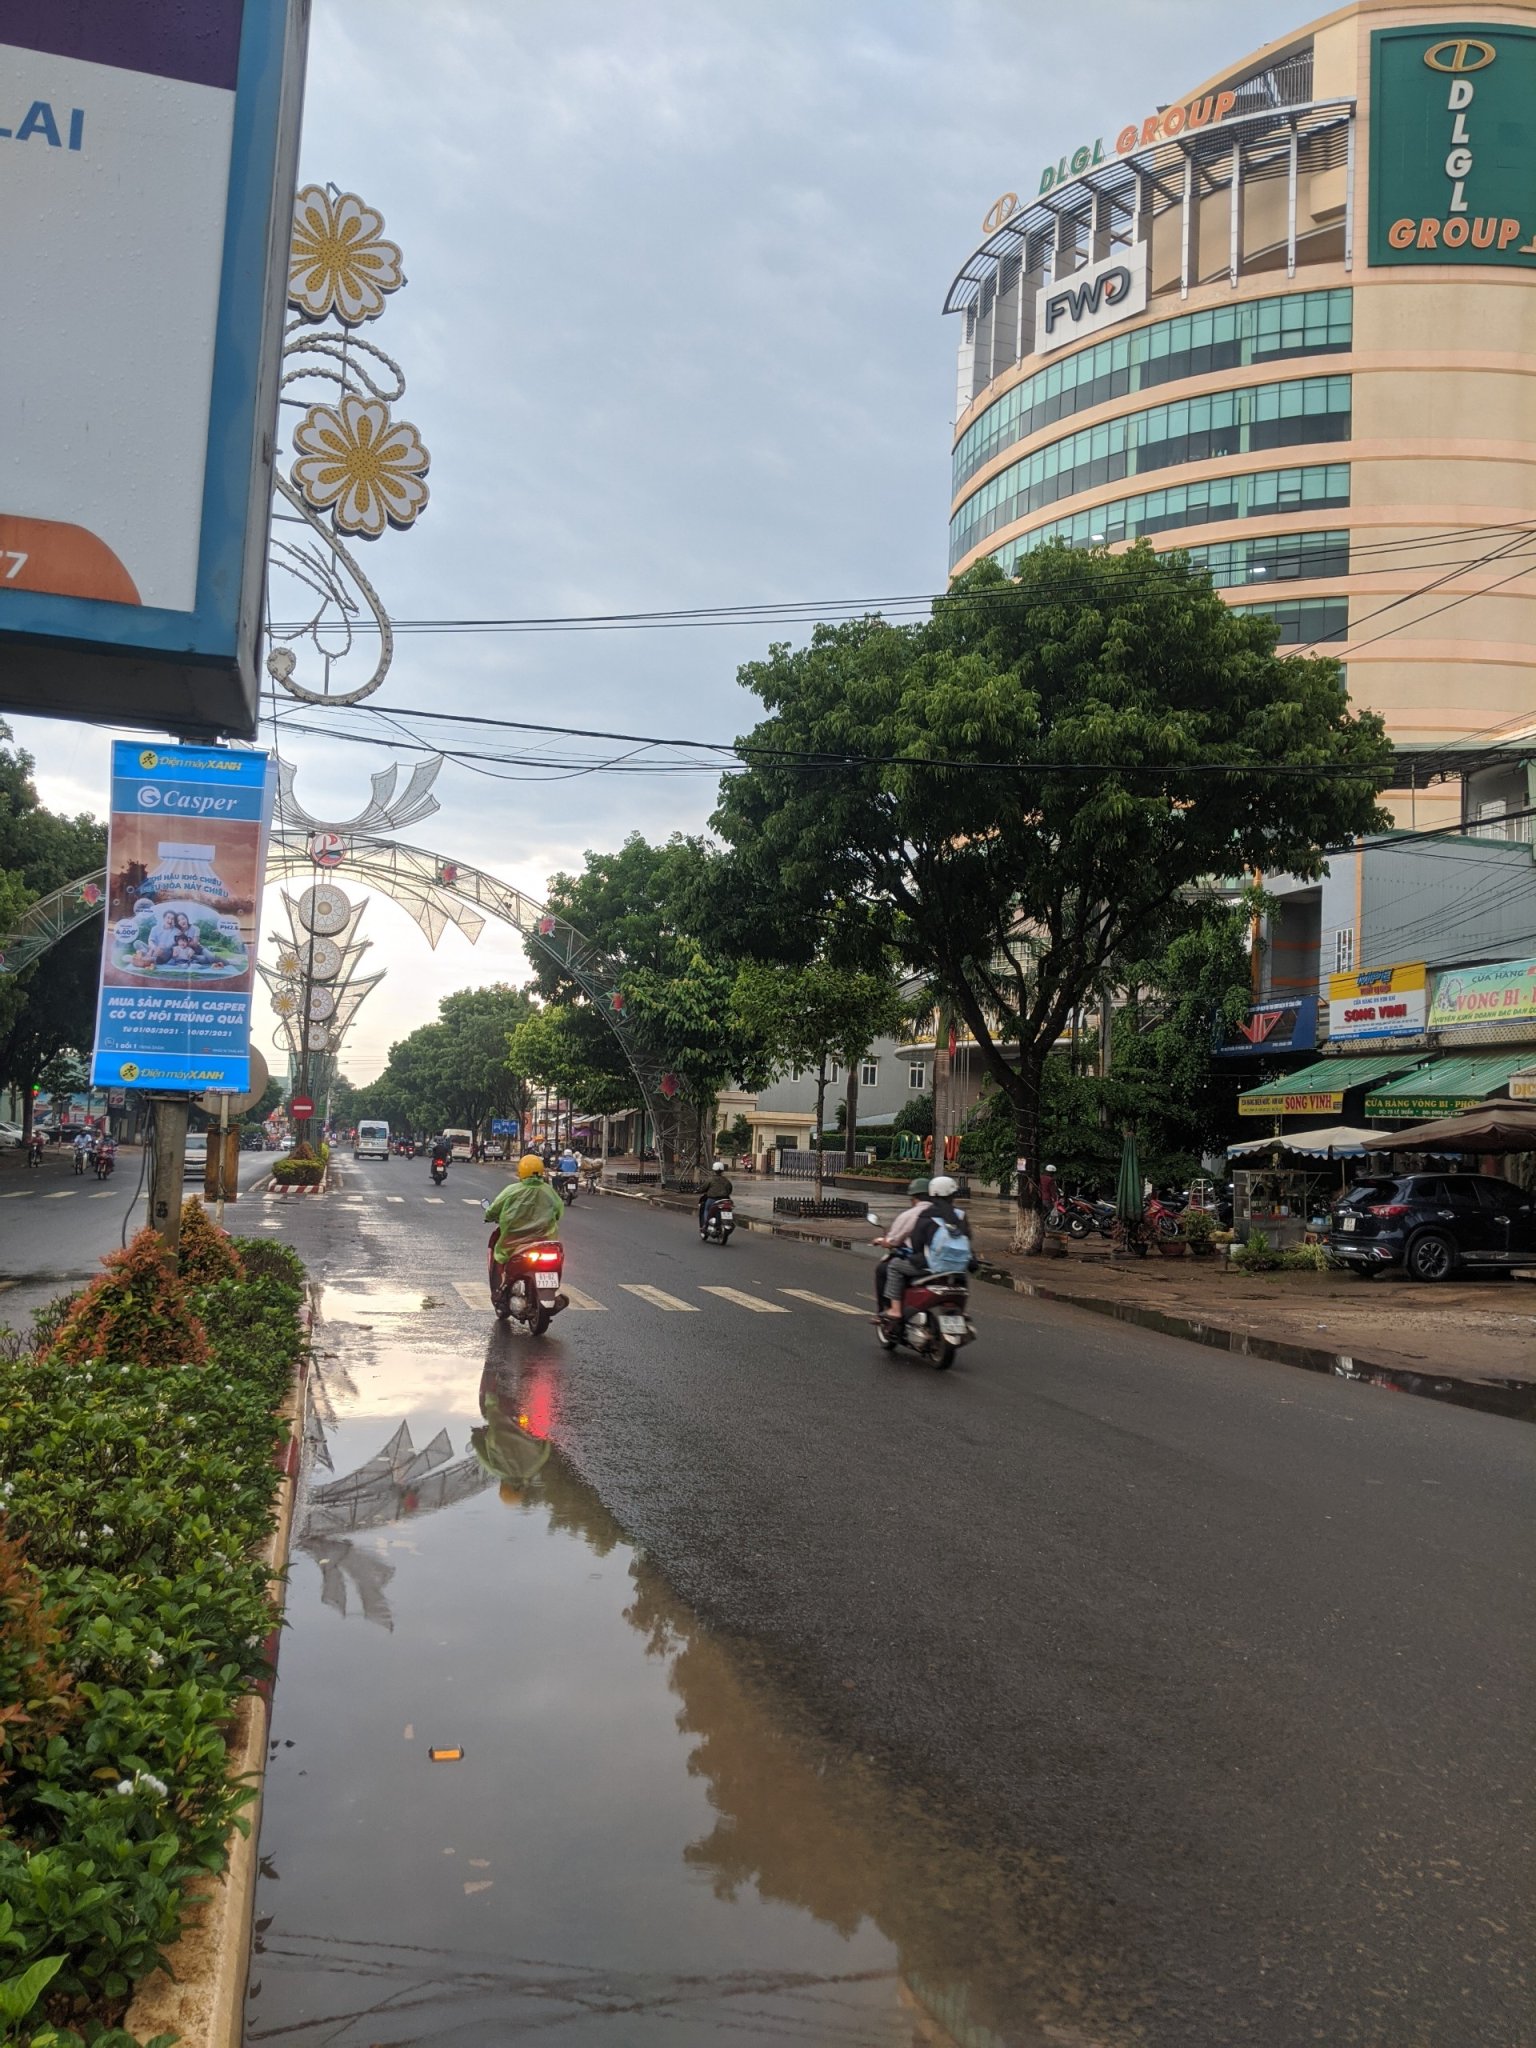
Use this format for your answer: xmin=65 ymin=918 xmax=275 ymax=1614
xmin=1180 ymin=1207 xmax=1218 ymax=1259
xmin=1156 ymin=1230 xmax=1187 ymax=1258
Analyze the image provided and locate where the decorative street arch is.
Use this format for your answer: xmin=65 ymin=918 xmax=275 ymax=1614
xmin=0 ymin=835 xmax=680 ymax=1169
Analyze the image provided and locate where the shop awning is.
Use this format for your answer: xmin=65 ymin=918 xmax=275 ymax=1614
xmin=1363 ymin=1051 xmax=1533 ymax=1120
xmin=1236 ymin=1055 xmax=1421 ymax=1118
xmin=1227 ymin=1125 xmax=1389 ymax=1159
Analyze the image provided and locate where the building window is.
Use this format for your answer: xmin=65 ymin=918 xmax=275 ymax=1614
xmin=828 ymin=1062 xmax=840 ymax=1084
xmin=993 ymin=463 xmax=1350 ymax=565
xmin=950 ymin=375 xmax=1353 ymax=566
xmin=1334 ymin=927 xmax=1354 ymax=972
xmin=1229 ymin=594 xmax=1349 ymax=644
xmin=908 ymin=1062 xmax=927 ymax=1090
xmin=860 ymin=1060 xmax=879 ymax=1088
xmin=953 ymin=287 xmax=1353 ymax=491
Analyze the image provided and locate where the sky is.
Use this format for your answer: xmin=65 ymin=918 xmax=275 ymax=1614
xmin=16 ymin=0 xmax=1312 ymax=1080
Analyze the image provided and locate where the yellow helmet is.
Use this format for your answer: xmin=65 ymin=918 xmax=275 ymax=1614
xmin=518 ymin=1153 xmax=546 ymax=1180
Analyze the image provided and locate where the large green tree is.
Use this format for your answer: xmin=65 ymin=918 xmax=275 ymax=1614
xmin=712 ymin=544 xmax=1392 ymax=1250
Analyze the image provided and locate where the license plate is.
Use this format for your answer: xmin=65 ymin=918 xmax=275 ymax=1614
xmin=535 ymin=1272 xmax=560 ymax=1291
xmin=938 ymin=1314 xmax=967 ymax=1338
xmin=1341 ymin=1215 xmax=1356 ymax=1232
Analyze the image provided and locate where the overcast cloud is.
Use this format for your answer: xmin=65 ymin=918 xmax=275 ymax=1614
xmin=17 ymin=0 xmax=1309 ymax=1078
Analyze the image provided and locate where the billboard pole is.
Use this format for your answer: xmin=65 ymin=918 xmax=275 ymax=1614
xmin=149 ymin=1096 xmax=189 ymax=1254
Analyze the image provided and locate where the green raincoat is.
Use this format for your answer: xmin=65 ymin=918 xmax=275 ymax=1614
xmin=485 ymin=1176 xmax=564 ymax=1262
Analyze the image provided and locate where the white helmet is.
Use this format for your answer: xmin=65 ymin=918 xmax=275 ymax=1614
xmin=929 ymin=1174 xmax=959 ymax=1198
xmin=1045 ymin=1164 xmax=1057 ymax=1173
xmin=711 ymin=1160 xmax=725 ymax=1173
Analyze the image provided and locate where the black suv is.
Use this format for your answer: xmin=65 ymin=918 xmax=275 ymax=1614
xmin=1329 ymin=1173 xmax=1536 ymax=1281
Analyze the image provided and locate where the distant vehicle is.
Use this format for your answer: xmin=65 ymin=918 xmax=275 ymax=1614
xmin=354 ymin=1119 xmax=391 ymax=1162
xmin=483 ymin=1140 xmax=506 ymax=1162
xmin=1329 ymin=1172 xmax=1536 ymax=1282
xmin=183 ymin=1131 xmax=208 ymax=1181
xmin=0 ymin=1121 xmax=23 ymax=1149
xmin=443 ymin=1128 xmax=473 ymax=1161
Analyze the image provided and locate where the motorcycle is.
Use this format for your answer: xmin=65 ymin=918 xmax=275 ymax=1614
xmin=1047 ymin=1193 xmax=1111 ymax=1239
xmin=876 ymin=1270 xmax=975 ymax=1371
xmin=430 ymin=1156 xmax=449 ymax=1186
xmin=93 ymin=1148 xmax=115 ymax=1181
xmin=1145 ymin=1194 xmax=1183 ymax=1240
xmin=553 ymin=1171 xmax=579 ymax=1205
xmin=487 ymin=1226 xmax=567 ymax=1335
xmin=700 ymin=1196 xmax=734 ymax=1246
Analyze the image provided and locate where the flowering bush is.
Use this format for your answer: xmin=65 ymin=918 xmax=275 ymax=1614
xmin=175 ymin=1201 xmax=244 ymax=1290
xmin=0 ymin=1237 xmax=305 ymax=2035
xmin=50 ymin=1234 xmax=209 ymax=1374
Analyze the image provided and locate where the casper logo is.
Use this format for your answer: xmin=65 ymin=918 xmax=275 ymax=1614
xmin=1034 ymin=243 xmax=1148 ymax=355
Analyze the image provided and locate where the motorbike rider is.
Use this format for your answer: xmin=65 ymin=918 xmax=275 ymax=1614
xmin=882 ymin=1173 xmax=972 ymax=1325
xmin=71 ymin=1128 xmax=92 ymax=1175
xmin=556 ymin=1142 xmax=580 ymax=1184
xmin=698 ymin=1158 xmax=733 ymax=1234
xmin=429 ymin=1132 xmax=452 ymax=1169
xmin=486 ymin=1153 xmax=565 ymax=1266
xmin=873 ymin=1177 xmax=930 ymax=1316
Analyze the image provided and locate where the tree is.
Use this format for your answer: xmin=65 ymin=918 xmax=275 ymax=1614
xmin=732 ymin=962 xmax=904 ymax=1195
xmin=353 ymin=986 xmax=537 ymax=1141
xmin=507 ymin=1005 xmax=635 ymax=1126
xmin=711 ymin=544 xmax=1392 ymax=1250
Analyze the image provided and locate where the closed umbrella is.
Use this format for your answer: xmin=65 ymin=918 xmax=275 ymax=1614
xmin=1115 ymin=1128 xmax=1142 ymax=1225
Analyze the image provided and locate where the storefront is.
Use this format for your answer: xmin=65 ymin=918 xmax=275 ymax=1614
xmin=1235 ymin=1054 xmax=1422 ymax=1127
xmin=1227 ymin=1125 xmax=1386 ymax=1246
xmin=1363 ymin=1051 xmax=1535 ymax=1121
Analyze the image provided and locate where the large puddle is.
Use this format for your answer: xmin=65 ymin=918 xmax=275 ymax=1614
xmin=245 ymin=1280 xmax=1129 ymax=2047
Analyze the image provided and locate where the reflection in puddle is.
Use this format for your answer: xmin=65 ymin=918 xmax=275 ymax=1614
xmin=247 ymin=1323 xmax=1129 ymax=2047
xmin=319 ymin=1278 xmax=440 ymax=1323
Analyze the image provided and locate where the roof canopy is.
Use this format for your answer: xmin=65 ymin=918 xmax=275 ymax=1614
xmin=1370 ymin=1102 xmax=1536 ymax=1153
xmin=1236 ymin=1055 xmax=1420 ymax=1117
xmin=1364 ymin=1052 xmax=1531 ymax=1120
xmin=1228 ymin=1125 xmax=1387 ymax=1160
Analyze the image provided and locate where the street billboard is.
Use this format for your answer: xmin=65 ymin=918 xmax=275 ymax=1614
xmin=1369 ymin=21 xmax=1536 ymax=268
xmin=1327 ymin=961 xmax=1427 ymax=1040
xmin=1428 ymin=955 xmax=1536 ymax=1027
xmin=90 ymin=743 xmax=276 ymax=1094
xmin=0 ymin=2 xmax=309 ymax=738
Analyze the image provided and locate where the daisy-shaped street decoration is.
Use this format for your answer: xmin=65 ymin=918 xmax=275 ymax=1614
xmin=288 ymin=185 xmax=404 ymax=327
xmin=291 ymin=394 xmax=430 ymax=542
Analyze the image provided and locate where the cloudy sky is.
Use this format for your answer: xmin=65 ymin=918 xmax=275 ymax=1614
xmin=18 ymin=0 xmax=1309 ymax=1079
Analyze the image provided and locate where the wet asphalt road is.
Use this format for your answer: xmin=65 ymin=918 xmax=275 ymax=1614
xmin=256 ymin=1162 xmax=1529 ymax=2047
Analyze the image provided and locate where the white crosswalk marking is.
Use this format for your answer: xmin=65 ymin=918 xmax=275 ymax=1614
xmin=559 ymin=1283 xmax=607 ymax=1312
xmin=87 ymin=1192 xmax=114 ymax=1200
xmin=386 ymin=1195 xmax=404 ymax=1203
xmin=778 ymin=1288 xmax=867 ymax=1316
xmin=451 ymin=1277 xmax=607 ymax=1312
xmin=43 ymin=1190 xmax=76 ymax=1200
xmin=620 ymin=1283 xmax=698 ymax=1312
xmin=699 ymin=1286 xmax=790 ymax=1313
xmin=1 ymin=1190 xmax=32 ymax=1199
xmin=461 ymin=1198 xmax=481 ymax=1206
xmin=424 ymin=1196 xmax=444 ymax=1204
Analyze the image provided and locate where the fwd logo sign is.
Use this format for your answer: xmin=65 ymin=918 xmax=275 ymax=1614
xmin=1044 ymin=265 xmax=1132 ymax=333
xmin=1033 ymin=243 xmax=1148 ymax=354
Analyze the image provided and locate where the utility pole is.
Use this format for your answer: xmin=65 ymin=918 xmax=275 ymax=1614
xmin=149 ymin=1095 xmax=189 ymax=1254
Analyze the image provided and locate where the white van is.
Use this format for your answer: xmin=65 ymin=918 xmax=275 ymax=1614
xmin=183 ymin=1130 xmax=208 ymax=1181
xmin=354 ymin=1120 xmax=391 ymax=1161
xmin=443 ymin=1127 xmax=473 ymax=1161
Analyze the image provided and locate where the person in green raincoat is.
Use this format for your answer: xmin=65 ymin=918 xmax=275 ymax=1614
xmin=485 ymin=1152 xmax=565 ymax=1264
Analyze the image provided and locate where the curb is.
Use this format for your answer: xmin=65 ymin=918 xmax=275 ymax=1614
xmin=596 ymin=1185 xmax=1536 ymax=1423
xmin=264 ymin=1167 xmax=329 ymax=1197
xmin=123 ymin=1310 xmax=312 ymax=2047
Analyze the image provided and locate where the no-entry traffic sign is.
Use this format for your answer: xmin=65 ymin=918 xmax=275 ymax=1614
xmin=290 ymin=1094 xmax=315 ymax=1120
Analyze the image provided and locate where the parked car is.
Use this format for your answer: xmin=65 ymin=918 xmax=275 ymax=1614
xmin=1329 ymin=1172 xmax=1536 ymax=1282
xmin=184 ymin=1131 xmax=208 ymax=1181
xmin=0 ymin=1121 xmax=24 ymax=1148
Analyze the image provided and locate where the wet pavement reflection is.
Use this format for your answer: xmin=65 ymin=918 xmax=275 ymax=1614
xmin=246 ymin=1279 xmax=1127 ymax=2047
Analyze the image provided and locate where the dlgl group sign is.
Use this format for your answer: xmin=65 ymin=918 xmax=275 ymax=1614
xmin=1369 ymin=21 xmax=1536 ymax=267
xmin=0 ymin=2 xmax=309 ymax=739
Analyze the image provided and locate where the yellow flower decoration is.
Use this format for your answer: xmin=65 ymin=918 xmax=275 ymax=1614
xmin=288 ymin=185 xmax=403 ymax=326
xmin=290 ymin=395 xmax=430 ymax=540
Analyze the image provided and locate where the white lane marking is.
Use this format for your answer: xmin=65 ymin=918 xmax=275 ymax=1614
xmin=700 ymin=1286 xmax=790 ymax=1313
xmin=620 ymin=1283 xmax=698 ymax=1312
xmin=386 ymin=1195 xmax=404 ymax=1203
xmin=559 ymin=1283 xmax=607 ymax=1312
xmin=87 ymin=1191 xmax=114 ymax=1199
xmin=778 ymin=1287 xmax=868 ymax=1316
xmin=461 ymin=1198 xmax=481 ymax=1206
xmin=424 ymin=1197 xmax=444 ymax=1204
xmin=451 ymin=1277 xmax=606 ymax=1311
xmin=261 ymin=1219 xmax=283 ymax=1230
xmin=1 ymin=1190 xmax=33 ymax=1199
xmin=44 ymin=1190 xmax=76 ymax=1199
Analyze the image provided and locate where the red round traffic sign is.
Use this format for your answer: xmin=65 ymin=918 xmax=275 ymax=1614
xmin=291 ymin=1095 xmax=315 ymax=1119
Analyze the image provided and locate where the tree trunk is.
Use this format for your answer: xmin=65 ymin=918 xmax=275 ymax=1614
xmin=843 ymin=1063 xmax=859 ymax=1172
xmin=1012 ymin=1050 xmax=1046 ymax=1256
xmin=814 ymin=1060 xmax=827 ymax=1200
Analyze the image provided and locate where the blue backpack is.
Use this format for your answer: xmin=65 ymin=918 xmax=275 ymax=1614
xmin=924 ymin=1212 xmax=972 ymax=1274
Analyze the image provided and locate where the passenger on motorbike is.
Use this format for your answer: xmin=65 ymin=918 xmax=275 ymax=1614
xmin=698 ymin=1160 xmax=733 ymax=1233
xmin=883 ymin=1174 xmax=972 ymax=1323
xmin=873 ymin=1177 xmax=930 ymax=1316
xmin=486 ymin=1153 xmax=565 ymax=1265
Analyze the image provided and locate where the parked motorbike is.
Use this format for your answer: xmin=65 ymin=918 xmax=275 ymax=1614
xmin=1046 ymin=1194 xmax=1114 ymax=1239
xmin=553 ymin=1171 xmax=580 ymax=1205
xmin=430 ymin=1157 xmax=449 ymax=1186
xmin=487 ymin=1226 xmax=568 ymax=1335
xmin=700 ymin=1196 xmax=735 ymax=1246
xmin=1145 ymin=1194 xmax=1183 ymax=1239
xmin=876 ymin=1271 xmax=975 ymax=1371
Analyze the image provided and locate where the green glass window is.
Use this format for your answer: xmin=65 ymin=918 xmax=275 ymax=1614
xmin=953 ymin=287 xmax=1353 ymax=492
xmin=950 ymin=378 xmax=1352 ymax=565
xmin=1228 ymin=594 xmax=1349 ymax=644
xmin=989 ymin=466 xmax=1352 ymax=564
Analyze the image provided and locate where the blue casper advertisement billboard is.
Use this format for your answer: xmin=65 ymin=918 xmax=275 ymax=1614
xmin=91 ymin=743 xmax=275 ymax=1093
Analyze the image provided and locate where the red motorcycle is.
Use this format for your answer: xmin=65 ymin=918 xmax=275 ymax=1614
xmin=875 ymin=1271 xmax=976 ymax=1371
xmin=487 ymin=1229 xmax=568 ymax=1336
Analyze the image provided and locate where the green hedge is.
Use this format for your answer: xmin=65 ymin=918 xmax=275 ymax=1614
xmin=270 ymin=1140 xmax=328 ymax=1188
xmin=0 ymin=1226 xmax=307 ymax=2044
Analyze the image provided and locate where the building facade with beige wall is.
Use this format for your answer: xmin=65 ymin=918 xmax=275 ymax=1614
xmin=944 ymin=0 xmax=1536 ymax=832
